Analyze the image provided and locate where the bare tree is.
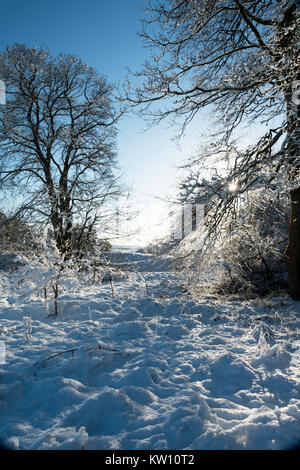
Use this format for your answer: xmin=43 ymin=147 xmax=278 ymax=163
xmin=0 ymin=45 xmax=123 ymax=258
xmin=126 ymin=1 xmax=300 ymax=298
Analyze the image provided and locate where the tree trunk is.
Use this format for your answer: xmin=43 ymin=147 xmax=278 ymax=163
xmin=285 ymin=187 xmax=300 ymax=300
xmin=282 ymin=58 xmax=300 ymax=299
xmin=51 ymin=207 xmax=73 ymax=260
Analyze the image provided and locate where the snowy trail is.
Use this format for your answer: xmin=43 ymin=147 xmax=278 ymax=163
xmin=0 ymin=248 xmax=300 ymax=450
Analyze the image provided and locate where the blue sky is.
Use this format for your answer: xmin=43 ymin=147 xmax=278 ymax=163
xmin=1 ymin=0 xmax=206 ymax=244
xmin=0 ymin=0 xmax=144 ymax=82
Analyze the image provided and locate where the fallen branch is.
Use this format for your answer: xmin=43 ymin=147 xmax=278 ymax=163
xmin=34 ymin=348 xmax=79 ymax=367
xmin=34 ymin=342 xmax=121 ymax=368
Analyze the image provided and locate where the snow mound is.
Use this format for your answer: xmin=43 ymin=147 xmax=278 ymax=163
xmin=203 ymin=353 xmax=255 ymax=397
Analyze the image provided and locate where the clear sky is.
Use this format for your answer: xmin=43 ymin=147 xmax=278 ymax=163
xmin=1 ymin=0 xmax=208 ymax=245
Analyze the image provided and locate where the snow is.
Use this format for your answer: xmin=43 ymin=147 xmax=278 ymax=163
xmin=0 ymin=248 xmax=300 ymax=450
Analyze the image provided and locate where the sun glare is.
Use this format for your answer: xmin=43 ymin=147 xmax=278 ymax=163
xmin=228 ymin=182 xmax=238 ymax=193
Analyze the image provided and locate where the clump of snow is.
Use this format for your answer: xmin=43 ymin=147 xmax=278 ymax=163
xmin=0 ymin=248 xmax=300 ymax=450
xmin=203 ymin=353 xmax=256 ymax=397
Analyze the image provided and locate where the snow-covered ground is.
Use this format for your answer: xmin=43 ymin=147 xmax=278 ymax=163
xmin=0 ymin=247 xmax=300 ymax=450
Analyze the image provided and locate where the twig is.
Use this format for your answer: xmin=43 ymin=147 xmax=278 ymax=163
xmin=109 ymin=273 xmax=115 ymax=298
xmin=34 ymin=343 xmax=121 ymax=367
xmin=140 ymin=273 xmax=150 ymax=295
xmin=98 ymin=343 xmax=120 ymax=353
xmin=34 ymin=348 xmax=79 ymax=366
xmin=52 ymin=283 xmax=59 ymax=316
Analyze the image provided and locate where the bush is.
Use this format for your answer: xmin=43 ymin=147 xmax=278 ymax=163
xmin=71 ymin=225 xmax=112 ymax=258
xmin=176 ymin=187 xmax=290 ymax=299
xmin=0 ymin=212 xmax=36 ymax=252
xmin=212 ymin=188 xmax=289 ymax=296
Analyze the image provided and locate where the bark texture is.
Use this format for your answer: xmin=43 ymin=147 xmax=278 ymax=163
xmin=286 ymin=187 xmax=300 ymax=300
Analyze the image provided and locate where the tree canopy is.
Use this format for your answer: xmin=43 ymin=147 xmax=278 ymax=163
xmin=0 ymin=45 xmax=122 ymax=256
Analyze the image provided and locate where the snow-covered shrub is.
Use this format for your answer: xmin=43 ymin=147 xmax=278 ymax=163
xmin=13 ymin=239 xmax=81 ymax=316
xmin=145 ymin=237 xmax=178 ymax=256
xmin=71 ymin=225 xmax=98 ymax=258
xmin=211 ymin=188 xmax=289 ymax=297
xmin=70 ymin=224 xmax=112 ymax=260
xmin=174 ymin=186 xmax=290 ymax=299
xmin=0 ymin=212 xmax=37 ymax=252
